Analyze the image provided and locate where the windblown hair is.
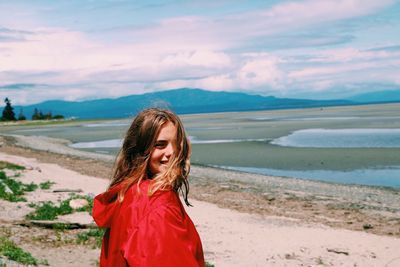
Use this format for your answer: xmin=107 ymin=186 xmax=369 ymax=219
xmin=109 ymin=108 xmax=192 ymax=205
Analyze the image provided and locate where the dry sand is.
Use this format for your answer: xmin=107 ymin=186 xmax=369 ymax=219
xmin=1 ymin=151 xmax=400 ymax=266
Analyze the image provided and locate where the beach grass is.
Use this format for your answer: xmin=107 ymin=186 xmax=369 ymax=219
xmin=26 ymin=194 xmax=93 ymax=220
xmin=27 ymin=201 xmax=73 ymax=220
xmin=39 ymin=180 xmax=56 ymax=190
xmin=0 ymin=161 xmax=25 ymax=170
xmin=0 ymin=236 xmax=38 ymax=266
xmin=76 ymin=228 xmax=105 ymax=248
xmin=0 ymin=171 xmax=39 ymax=202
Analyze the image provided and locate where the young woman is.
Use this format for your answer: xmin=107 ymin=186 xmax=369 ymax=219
xmin=92 ymin=108 xmax=205 ymax=267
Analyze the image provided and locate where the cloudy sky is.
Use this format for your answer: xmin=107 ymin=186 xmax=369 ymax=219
xmin=1 ymin=0 xmax=399 ymax=105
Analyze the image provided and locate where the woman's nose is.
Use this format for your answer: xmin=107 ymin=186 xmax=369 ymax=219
xmin=164 ymin=143 xmax=174 ymax=157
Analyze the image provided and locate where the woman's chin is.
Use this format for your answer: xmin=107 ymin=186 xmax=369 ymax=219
xmin=160 ymin=165 xmax=169 ymax=172
xmin=153 ymin=164 xmax=169 ymax=175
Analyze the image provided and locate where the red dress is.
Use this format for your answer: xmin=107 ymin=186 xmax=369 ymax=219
xmin=92 ymin=180 xmax=205 ymax=267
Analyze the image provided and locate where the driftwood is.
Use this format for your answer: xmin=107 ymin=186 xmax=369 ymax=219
xmin=52 ymin=188 xmax=83 ymax=193
xmin=326 ymin=248 xmax=349 ymax=256
xmin=18 ymin=220 xmax=97 ymax=229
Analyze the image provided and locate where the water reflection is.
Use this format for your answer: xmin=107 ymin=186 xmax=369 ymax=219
xmin=272 ymin=128 xmax=400 ymax=148
xmin=70 ymin=136 xmax=270 ymax=148
xmin=216 ymin=165 xmax=400 ymax=188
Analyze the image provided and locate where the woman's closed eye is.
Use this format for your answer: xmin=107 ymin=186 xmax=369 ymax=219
xmin=155 ymin=141 xmax=167 ymax=148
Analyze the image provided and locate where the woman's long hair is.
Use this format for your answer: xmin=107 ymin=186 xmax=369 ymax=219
xmin=109 ymin=108 xmax=192 ymax=205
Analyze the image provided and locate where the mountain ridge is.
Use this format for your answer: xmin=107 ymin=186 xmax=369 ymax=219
xmin=13 ymin=88 xmax=397 ymax=119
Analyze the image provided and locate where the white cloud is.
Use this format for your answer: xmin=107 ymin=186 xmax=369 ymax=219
xmin=262 ymin=0 xmax=394 ymax=25
xmin=0 ymin=87 xmax=88 ymax=106
xmin=194 ymin=74 xmax=235 ymax=91
xmin=236 ymin=56 xmax=284 ymax=89
xmin=308 ymin=47 xmax=398 ymax=63
xmin=285 ymin=42 xmax=400 ymax=91
xmin=0 ymin=26 xmax=234 ymax=87
xmin=157 ymin=53 xmax=285 ymax=93
xmin=309 ymin=80 xmax=335 ymax=92
xmin=0 ymin=28 xmax=112 ymax=72
xmin=198 ymin=0 xmax=395 ymax=40
xmin=0 ymin=82 xmax=151 ymax=106
xmin=161 ymin=50 xmax=231 ymax=69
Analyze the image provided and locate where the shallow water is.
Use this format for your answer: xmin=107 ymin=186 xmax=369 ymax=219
xmin=70 ymin=137 xmax=271 ymax=148
xmin=272 ymin=128 xmax=400 ymax=148
xmin=71 ymin=128 xmax=400 ymax=148
xmin=70 ymin=139 xmax=122 ymax=148
xmin=215 ymin=165 xmax=400 ymax=188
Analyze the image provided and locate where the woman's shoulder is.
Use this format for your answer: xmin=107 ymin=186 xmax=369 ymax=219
xmin=121 ymin=180 xmax=184 ymax=227
xmin=126 ymin=180 xmax=181 ymax=210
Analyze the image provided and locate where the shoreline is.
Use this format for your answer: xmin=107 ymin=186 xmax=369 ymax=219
xmin=5 ymin=132 xmax=400 ymax=190
xmin=1 ymin=134 xmax=399 ymax=238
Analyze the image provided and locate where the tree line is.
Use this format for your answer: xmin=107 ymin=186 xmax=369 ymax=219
xmin=1 ymin=98 xmax=64 ymax=121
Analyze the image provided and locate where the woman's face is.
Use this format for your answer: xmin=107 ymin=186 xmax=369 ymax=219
xmin=148 ymin=121 xmax=177 ymax=176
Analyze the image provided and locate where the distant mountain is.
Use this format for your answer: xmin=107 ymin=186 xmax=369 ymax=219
xmin=15 ymin=88 xmax=354 ymax=119
xmin=347 ymin=89 xmax=400 ymax=103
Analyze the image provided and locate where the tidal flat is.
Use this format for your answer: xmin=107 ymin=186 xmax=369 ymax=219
xmin=1 ymin=103 xmax=400 ymax=187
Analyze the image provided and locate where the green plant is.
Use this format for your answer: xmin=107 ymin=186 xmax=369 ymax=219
xmin=23 ymin=182 xmax=38 ymax=192
xmin=0 ymin=171 xmax=40 ymax=202
xmin=76 ymin=228 xmax=105 ymax=248
xmin=0 ymin=161 xmax=25 ymax=170
xmin=0 ymin=179 xmax=26 ymax=202
xmin=39 ymin=258 xmax=49 ymax=266
xmin=206 ymin=263 xmax=215 ymax=267
xmin=26 ymin=201 xmax=72 ymax=220
xmin=39 ymin=181 xmax=55 ymax=190
xmin=52 ymin=223 xmax=75 ymax=231
xmin=26 ymin=195 xmax=93 ymax=220
xmin=0 ymin=236 xmax=38 ymax=266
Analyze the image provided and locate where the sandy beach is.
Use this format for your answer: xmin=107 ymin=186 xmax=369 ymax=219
xmin=0 ymin=134 xmax=400 ymax=266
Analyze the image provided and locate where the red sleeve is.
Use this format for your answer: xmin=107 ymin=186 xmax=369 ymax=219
xmin=122 ymin=202 xmax=205 ymax=267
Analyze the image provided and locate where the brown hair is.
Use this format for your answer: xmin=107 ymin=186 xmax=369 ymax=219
xmin=109 ymin=108 xmax=191 ymax=205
